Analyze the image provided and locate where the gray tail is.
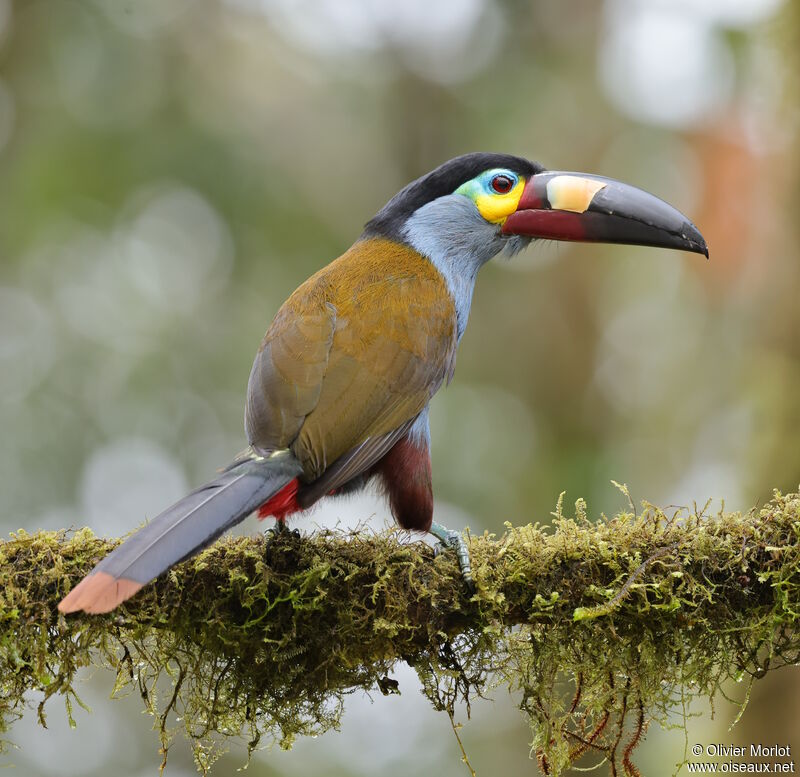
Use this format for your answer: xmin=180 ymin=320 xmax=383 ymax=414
xmin=58 ymin=451 xmax=303 ymax=614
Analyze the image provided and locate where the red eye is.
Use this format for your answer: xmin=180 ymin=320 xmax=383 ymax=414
xmin=491 ymin=174 xmax=514 ymax=194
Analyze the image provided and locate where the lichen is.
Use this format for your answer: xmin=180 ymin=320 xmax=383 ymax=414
xmin=1 ymin=490 xmax=799 ymax=775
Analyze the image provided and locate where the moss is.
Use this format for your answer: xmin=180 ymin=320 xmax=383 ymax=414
xmin=1 ymin=490 xmax=799 ymax=774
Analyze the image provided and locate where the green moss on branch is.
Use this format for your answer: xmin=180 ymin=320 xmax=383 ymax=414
xmin=1 ymin=490 xmax=799 ymax=775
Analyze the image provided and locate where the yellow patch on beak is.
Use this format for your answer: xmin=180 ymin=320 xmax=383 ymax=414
xmin=546 ymin=176 xmax=607 ymax=213
xmin=474 ymin=178 xmax=526 ymax=224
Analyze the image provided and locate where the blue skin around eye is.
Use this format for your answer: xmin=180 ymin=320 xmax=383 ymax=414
xmin=482 ymin=169 xmax=518 ymax=195
xmin=457 ymin=169 xmax=519 ymax=200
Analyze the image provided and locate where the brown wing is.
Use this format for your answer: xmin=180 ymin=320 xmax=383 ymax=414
xmin=245 ymin=299 xmax=336 ymax=451
xmin=245 ymin=237 xmax=457 ymax=481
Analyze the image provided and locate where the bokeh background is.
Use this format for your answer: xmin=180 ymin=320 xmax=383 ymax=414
xmin=1 ymin=0 xmax=798 ymax=774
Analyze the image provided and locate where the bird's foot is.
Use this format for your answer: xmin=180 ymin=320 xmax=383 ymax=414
xmin=429 ymin=521 xmax=475 ymax=593
xmin=264 ymin=520 xmax=300 ymax=550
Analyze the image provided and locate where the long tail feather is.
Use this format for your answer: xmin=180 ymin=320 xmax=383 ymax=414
xmin=58 ymin=451 xmax=303 ymax=614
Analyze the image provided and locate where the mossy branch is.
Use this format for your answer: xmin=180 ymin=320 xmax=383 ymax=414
xmin=2 ymin=489 xmax=799 ymax=775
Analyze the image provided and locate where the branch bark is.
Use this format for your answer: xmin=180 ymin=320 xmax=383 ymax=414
xmin=1 ymin=490 xmax=799 ymax=775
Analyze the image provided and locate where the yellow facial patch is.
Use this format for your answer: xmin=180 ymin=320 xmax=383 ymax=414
xmin=546 ymin=176 xmax=607 ymax=213
xmin=473 ymin=178 xmax=526 ymax=224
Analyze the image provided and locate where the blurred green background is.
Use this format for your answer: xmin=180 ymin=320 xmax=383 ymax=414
xmin=1 ymin=0 xmax=798 ymax=774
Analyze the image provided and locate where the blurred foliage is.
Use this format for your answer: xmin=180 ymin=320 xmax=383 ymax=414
xmin=0 ymin=0 xmax=798 ymax=774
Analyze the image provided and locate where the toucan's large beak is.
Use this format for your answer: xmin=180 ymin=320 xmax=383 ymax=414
xmin=502 ymin=172 xmax=708 ymax=257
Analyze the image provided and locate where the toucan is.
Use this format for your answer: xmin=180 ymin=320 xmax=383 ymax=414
xmin=58 ymin=152 xmax=708 ymax=614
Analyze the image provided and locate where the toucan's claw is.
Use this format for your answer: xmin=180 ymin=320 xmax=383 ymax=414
xmin=264 ymin=520 xmax=300 ymax=554
xmin=430 ymin=521 xmax=475 ymax=593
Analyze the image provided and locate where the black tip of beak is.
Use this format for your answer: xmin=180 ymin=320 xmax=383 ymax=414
xmin=587 ymin=181 xmax=709 ymax=259
xmin=649 ymin=219 xmax=708 ymax=259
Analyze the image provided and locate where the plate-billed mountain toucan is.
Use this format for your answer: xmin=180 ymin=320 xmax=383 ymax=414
xmin=58 ymin=152 xmax=708 ymax=614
